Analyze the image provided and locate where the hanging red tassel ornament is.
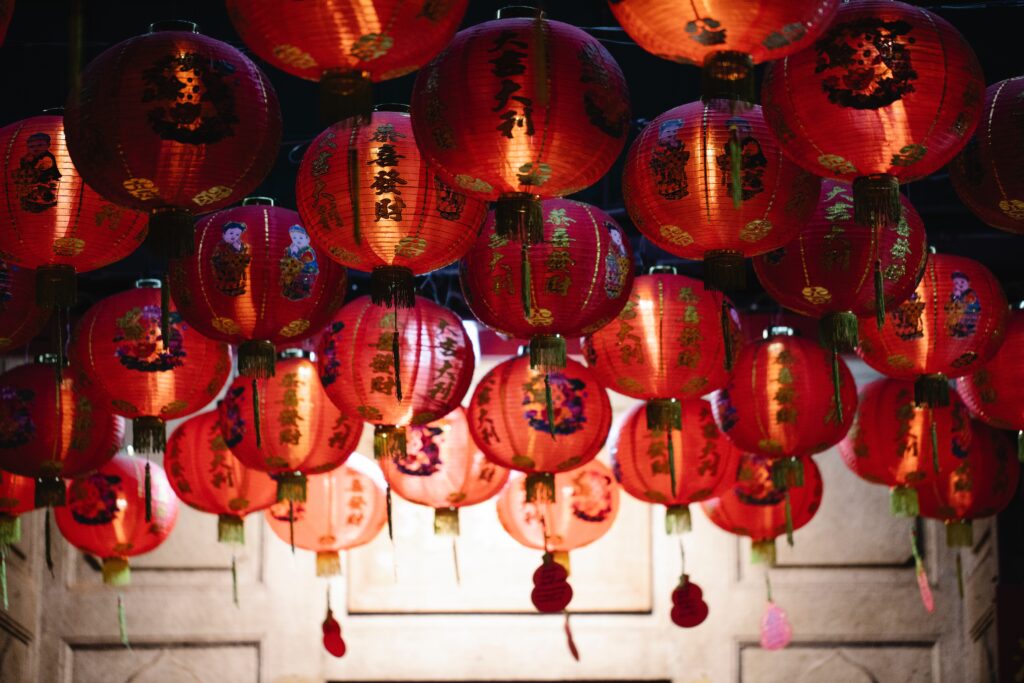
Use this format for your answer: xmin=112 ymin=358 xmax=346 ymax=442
xmin=322 ymin=605 xmax=347 ymax=658
xmin=753 ymin=179 xmax=928 ymax=351
xmin=711 ymin=328 xmax=856 ymax=488
xmin=296 ymin=107 xmax=487 ymax=309
xmin=0 ymin=356 xmax=124 ymax=507
xmin=469 ymin=355 xmax=612 ymax=502
xmin=220 ymin=350 xmax=361 ymax=504
xmin=317 ymin=295 xmax=475 ymax=461
xmin=379 ymin=407 xmax=509 ymax=536
xmin=918 ymin=420 xmax=1020 ymax=548
xmin=839 ymin=378 xmax=973 ymax=517
xmin=63 ymin=21 xmax=282 ymax=259
xmin=0 ymin=256 xmax=50 ymax=355
xmin=69 ymin=281 xmax=231 ymax=454
xmin=531 ymin=553 xmax=573 ymax=613
xmin=0 ymin=472 xmax=34 ymax=548
xmin=55 ymin=454 xmax=178 ymax=586
xmin=623 ymin=100 xmax=820 ymax=291
xmin=461 ymin=198 xmax=634 ymax=371
xmin=950 ymin=77 xmax=1024 ymax=235
xmin=582 ymin=271 xmax=740 ymax=400
xmin=265 ymin=458 xmax=387 ymax=576
xmin=701 ymin=453 xmax=823 ymax=564
xmin=227 ymin=0 xmax=468 ymax=124
xmin=411 ymin=8 xmax=630 ymax=245
xmin=165 ymin=409 xmax=278 ymax=545
xmin=608 ymin=0 xmax=839 ymax=103
xmin=611 ymin=400 xmax=742 ymax=535
xmin=670 ymin=576 xmax=709 ymax=628
xmin=169 ymin=198 xmax=348 ymax=379
xmin=761 ymin=0 xmax=984 ymax=229
xmin=0 ymin=113 xmax=147 ymax=308
xmin=857 ymin=253 xmax=1008 ymax=409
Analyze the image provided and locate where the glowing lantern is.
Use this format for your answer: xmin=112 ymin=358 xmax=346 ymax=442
xmin=265 ymin=457 xmax=387 ymax=576
xmin=411 ymin=8 xmax=630 ymax=244
xmin=611 ymin=399 xmax=741 ymax=533
xmin=622 ymin=100 xmax=820 ymax=291
xmin=295 ymin=107 xmax=486 ymax=307
xmin=317 ymin=295 xmax=475 ymax=459
xmin=608 ymin=0 xmax=839 ymax=102
xmin=761 ymin=0 xmax=984 ymax=230
xmin=701 ymin=453 xmax=823 ymax=564
xmin=857 ymin=253 xmax=1008 ymax=408
xmin=378 ymin=407 xmax=509 ymax=535
xmin=468 ymin=354 xmax=612 ymax=499
xmin=169 ymin=197 xmax=348 ymax=378
xmin=226 ymin=0 xmax=468 ymax=123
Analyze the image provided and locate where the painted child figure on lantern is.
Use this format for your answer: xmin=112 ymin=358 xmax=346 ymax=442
xmin=280 ymin=225 xmax=318 ymax=301
xmin=211 ymin=220 xmax=251 ymax=296
xmin=14 ymin=132 xmax=61 ymax=213
xmin=604 ymin=228 xmax=630 ymax=299
xmin=113 ymin=305 xmax=186 ymax=372
xmin=945 ymin=271 xmax=981 ymax=338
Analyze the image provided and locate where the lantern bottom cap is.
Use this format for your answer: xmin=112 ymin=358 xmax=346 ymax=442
xmin=316 ymin=551 xmax=342 ymax=577
xmin=238 ymin=340 xmax=277 ymax=379
xmin=751 ymin=539 xmax=777 ymax=566
xmin=889 ymin=486 xmax=920 ymax=518
xmin=665 ymin=505 xmax=691 ymax=535
xmin=217 ymin=514 xmax=246 ymax=545
xmin=102 ymin=557 xmax=131 ymax=586
xmin=433 ymin=507 xmax=460 ymax=536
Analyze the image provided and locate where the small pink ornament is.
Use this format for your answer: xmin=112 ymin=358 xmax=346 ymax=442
xmin=759 ymin=601 xmax=793 ymax=650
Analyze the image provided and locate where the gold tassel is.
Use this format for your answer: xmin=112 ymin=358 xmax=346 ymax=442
xmin=525 ymin=472 xmax=555 ymax=503
xmin=218 ymin=514 xmax=245 ymax=545
xmin=645 ymin=399 xmax=682 ymax=431
xmin=751 ymin=539 xmax=776 ymax=565
xmin=132 ymin=417 xmax=166 ymax=454
xmin=369 ymin=266 xmax=416 ymax=309
xmin=818 ymin=312 xmax=859 ymax=353
xmin=33 ymin=476 xmax=65 ymax=508
xmin=373 ymin=425 xmax=407 ymax=461
xmin=946 ymin=520 xmax=973 ymax=548
xmin=495 ymin=193 xmax=544 ymax=245
xmin=530 ymin=334 xmax=566 ymax=370
xmin=664 ymin=505 xmax=691 ymax=535
xmin=852 ymin=174 xmax=901 ymax=230
xmin=701 ymin=50 xmax=755 ymax=104
xmin=316 ymin=551 xmax=342 ymax=577
xmin=237 ymin=340 xmax=276 ymax=378
xmin=771 ymin=457 xmax=804 ymax=490
xmin=276 ymin=472 xmax=308 ymax=503
xmin=102 ymin=557 xmax=131 ymax=586
xmin=433 ymin=508 xmax=460 ymax=536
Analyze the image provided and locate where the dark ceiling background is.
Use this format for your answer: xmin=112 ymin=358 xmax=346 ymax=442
xmin=2 ymin=0 xmax=1022 ymax=321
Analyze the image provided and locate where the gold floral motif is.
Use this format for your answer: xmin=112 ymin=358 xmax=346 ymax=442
xmin=616 ymin=376 xmax=644 ymax=393
xmin=52 ymin=237 xmax=85 ymax=256
xmin=160 ymin=400 xmax=189 ymax=417
xmin=517 ymin=162 xmax=551 ymax=186
xmin=394 ymin=236 xmax=427 ymax=258
xmin=411 ymin=411 xmax=438 ymax=426
xmin=455 ymin=175 xmax=493 ymax=193
xmin=272 ymin=44 xmax=317 ymax=69
xmin=802 ymin=286 xmax=832 ymax=305
xmin=350 ymin=33 xmax=393 ymax=61
xmin=659 ymin=224 xmax=693 ymax=247
xmin=279 ymin=319 xmax=310 ymax=337
xmin=329 ymin=246 xmax=362 ymax=264
xmin=511 ymin=455 xmax=535 ymax=469
xmin=357 ymin=405 xmax=383 ymax=421
xmin=999 ymin=199 xmax=1024 ymax=220
xmin=890 ymin=144 xmax=926 ymax=167
xmin=211 ymin=317 xmax=242 ymax=335
xmin=0 ymin=337 xmax=12 ymax=350
xmin=681 ymin=377 xmax=708 ymax=395
xmin=886 ymin=354 xmax=914 ymax=370
xmin=111 ymin=399 xmax=140 ymax=414
xmin=526 ymin=307 xmax=553 ymax=326
xmin=122 ymin=177 xmax=160 ymax=201
xmin=192 ymin=185 xmax=233 ymax=206
xmin=817 ymin=154 xmax=858 ymax=175
xmin=756 ymin=438 xmax=784 ymax=454
xmin=739 ymin=219 xmax=772 ymax=242
xmin=112 ymin=542 xmax=135 ymax=554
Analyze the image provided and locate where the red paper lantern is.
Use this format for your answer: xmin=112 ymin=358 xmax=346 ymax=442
xmin=949 ymin=77 xmax=1024 ymax=235
xmin=622 ymin=100 xmax=821 ymax=290
xmin=411 ymin=8 xmax=630 ymax=244
xmin=497 ymin=458 xmax=619 ymax=554
xmin=582 ymin=271 xmax=740 ymax=412
xmin=227 ymin=0 xmax=468 ymax=123
xmin=712 ymin=328 xmax=857 ymax=485
xmin=219 ymin=350 xmax=361 ymax=503
xmin=468 ymin=354 xmax=612 ymax=498
xmin=701 ymin=452 xmax=823 ymax=564
xmin=838 ymin=378 xmax=973 ymax=516
xmin=753 ymin=179 xmax=928 ymax=352
xmin=169 ymin=198 xmax=348 ymax=377
xmin=0 ymin=356 xmax=124 ymax=506
xmin=295 ymin=107 xmax=487 ymax=307
xmin=461 ymin=198 xmax=634 ymax=370
xmin=611 ymin=399 xmax=742 ymax=533
xmin=0 ymin=471 xmax=35 ymax=547
xmin=265 ymin=457 xmax=387 ymax=576
xmin=63 ymin=21 xmax=282 ymax=256
xmin=379 ymin=406 xmax=509 ymax=535
xmin=317 ymin=295 xmax=475 ymax=459
xmin=957 ymin=309 xmax=1024 ymax=440
xmin=761 ymin=0 xmax=984 ymax=229
xmin=0 ymin=1 xmax=12 ymax=47
xmin=165 ymin=409 xmax=277 ymax=544
xmin=0 ymin=113 xmax=148 ymax=306
xmin=918 ymin=420 xmax=1020 ymax=547
xmin=856 ymin=253 xmax=1008 ymax=408
xmin=69 ymin=280 xmax=232 ymax=452
xmin=0 ymin=256 xmax=49 ymax=354
xmin=55 ymin=454 xmax=178 ymax=585
xmin=608 ymin=0 xmax=839 ymax=102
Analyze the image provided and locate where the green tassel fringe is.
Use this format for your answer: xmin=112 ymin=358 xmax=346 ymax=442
xmin=530 ymin=335 xmax=566 ymax=371
xmin=373 ymin=425 xmax=407 ymax=461
xmin=276 ymin=472 xmax=308 ymax=503
xmin=646 ymin=399 xmax=682 ymax=431
xmin=819 ymin=311 xmax=859 ymax=353
xmin=525 ymin=472 xmax=555 ymax=503
xmin=751 ymin=539 xmax=777 ymax=566
xmin=771 ymin=457 xmax=804 ymax=490
xmin=495 ymin=193 xmax=544 ymax=245
xmin=889 ymin=486 xmax=920 ymax=518
xmin=237 ymin=340 xmax=276 ymax=378
xmin=103 ymin=557 xmax=131 ymax=587
xmin=218 ymin=515 xmax=245 ymax=545
xmin=915 ymin=374 xmax=950 ymax=408
xmin=946 ymin=520 xmax=973 ymax=548
xmin=0 ymin=516 xmax=20 ymax=546
xmin=665 ymin=505 xmax=691 ymax=535
xmin=434 ymin=507 xmax=460 ymax=537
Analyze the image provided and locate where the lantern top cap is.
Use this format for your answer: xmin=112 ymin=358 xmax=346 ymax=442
xmin=648 ymin=265 xmax=677 ymax=275
xmin=279 ymin=348 xmax=315 ymax=361
xmin=148 ymin=20 xmax=199 ymax=34
xmin=373 ymin=103 xmax=410 ymax=113
xmin=762 ymin=326 xmax=796 ymax=339
xmin=242 ymin=196 xmax=275 ymax=206
xmin=497 ymin=6 xmax=545 ymax=19
xmin=135 ymin=278 xmax=161 ymax=289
